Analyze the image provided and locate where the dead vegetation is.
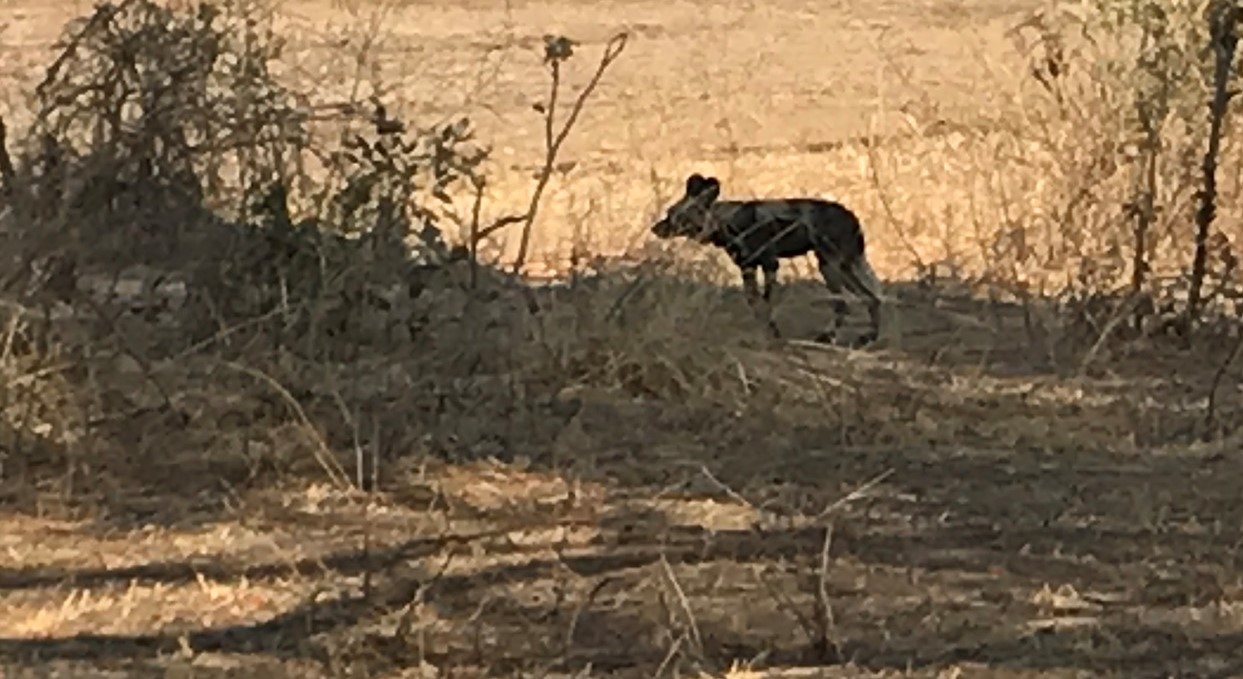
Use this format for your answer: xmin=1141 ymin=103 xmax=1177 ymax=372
xmin=2 ymin=0 xmax=1243 ymax=677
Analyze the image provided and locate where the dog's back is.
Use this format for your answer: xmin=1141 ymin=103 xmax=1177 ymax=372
xmin=650 ymin=173 xmax=883 ymax=344
xmin=711 ymin=198 xmax=866 ymax=267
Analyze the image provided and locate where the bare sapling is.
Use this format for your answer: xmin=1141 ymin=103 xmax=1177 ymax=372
xmin=1127 ymin=25 xmax=1171 ymax=332
xmin=0 ymin=115 xmax=14 ymax=197
xmin=1187 ymin=0 xmax=1239 ymax=327
xmin=470 ymin=32 xmax=629 ymax=275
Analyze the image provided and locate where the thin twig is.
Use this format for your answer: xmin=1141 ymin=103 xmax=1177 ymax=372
xmin=1188 ymin=0 xmax=1239 ymax=325
xmin=1077 ymin=292 xmax=1143 ymax=375
xmin=602 ymin=272 xmax=649 ymax=323
xmin=395 ymin=549 xmax=458 ymax=643
xmin=693 ymin=462 xmax=756 ymax=509
xmin=1205 ymin=331 xmax=1243 ymax=434
xmin=813 ymin=522 xmax=841 ymax=662
xmin=814 ymin=467 xmax=895 ymax=521
xmin=658 ymin=553 xmax=703 ymax=654
xmin=562 ymin=576 xmax=618 ymax=656
xmin=753 ymin=566 xmax=818 ymax=645
xmin=221 ymin=360 xmax=351 ymax=488
xmin=652 ymin=633 xmax=686 ymax=678
xmin=0 ymin=115 xmax=15 ymax=196
xmin=510 ymin=33 xmax=629 ymax=274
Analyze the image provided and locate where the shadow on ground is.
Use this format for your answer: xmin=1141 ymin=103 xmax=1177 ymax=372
xmin=4 ymin=242 xmax=1243 ymax=676
xmin=6 ymin=235 xmax=1236 ymax=521
xmin=3 ymin=395 xmax=1243 ymax=675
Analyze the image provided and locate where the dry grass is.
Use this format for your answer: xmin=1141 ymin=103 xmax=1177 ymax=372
xmin=3 ymin=0 xmax=1243 ymax=677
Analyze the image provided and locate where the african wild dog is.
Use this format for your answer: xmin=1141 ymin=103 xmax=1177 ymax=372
xmin=650 ymin=173 xmax=882 ymax=345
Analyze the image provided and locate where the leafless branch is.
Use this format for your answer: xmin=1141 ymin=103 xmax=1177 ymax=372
xmin=503 ymin=32 xmax=628 ymax=274
xmin=1188 ymin=0 xmax=1239 ymax=325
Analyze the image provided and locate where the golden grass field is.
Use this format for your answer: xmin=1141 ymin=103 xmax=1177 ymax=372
xmin=5 ymin=0 xmax=1243 ymax=677
xmin=0 ymin=0 xmax=1041 ymax=276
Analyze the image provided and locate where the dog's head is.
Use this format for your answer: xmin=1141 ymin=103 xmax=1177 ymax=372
xmin=651 ymin=173 xmax=722 ymax=241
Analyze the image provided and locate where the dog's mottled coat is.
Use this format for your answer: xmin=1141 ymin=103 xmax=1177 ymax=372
xmin=651 ymin=173 xmax=882 ymax=344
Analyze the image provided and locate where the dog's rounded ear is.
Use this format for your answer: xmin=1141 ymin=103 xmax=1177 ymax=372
xmin=700 ymin=176 xmax=721 ymax=201
xmin=685 ymin=173 xmax=709 ymax=195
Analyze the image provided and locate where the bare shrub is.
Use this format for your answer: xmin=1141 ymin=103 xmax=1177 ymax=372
xmin=7 ymin=0 xmax=305 ymax=257
xmin=1016 ymin=1 xmax=1243 ymax=339
xmin=0 ymin=0 xmax=656 ymax=512
xmin=0 ymin=0 xmax=497 ymax=499
xmin=868 ymin=0 xmax=1243 ymax=358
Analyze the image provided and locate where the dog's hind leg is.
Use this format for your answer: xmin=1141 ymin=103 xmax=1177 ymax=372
xmin=839 ymin=254 xmax=882 ymax=345
xmin=813 ymin=253 xmax=851 ymax=345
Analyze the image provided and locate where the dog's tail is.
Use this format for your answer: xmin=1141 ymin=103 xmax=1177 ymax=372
xmin=844 ymin=253 xmax=883 ymax=301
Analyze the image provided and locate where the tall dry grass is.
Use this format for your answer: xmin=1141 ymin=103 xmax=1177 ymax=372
xmin=468 ymin=0 xmax=1243 ymax=344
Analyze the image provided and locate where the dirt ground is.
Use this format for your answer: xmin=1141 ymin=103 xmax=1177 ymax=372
xmin=4 ymin=0 xmax=1243 ymax=678
xmin=4 ymin=362 xmax=1243 ymax=679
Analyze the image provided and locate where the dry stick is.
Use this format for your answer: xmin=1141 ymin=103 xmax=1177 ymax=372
xmin=395 ymin=549 xmax=457 ymax=643
xmin=0 ymin=115 xmax=15 ymax=196
xmin=813 ymin=521 xmax=840 ymax=663
xmin=467 ymin=176 xmax=486 ymax=289
xmin=1078 ymin=292 xmax=1145 ymax=376
xmin=753 ymin=566 xmax=819 ymax=646
xmin=658 ymin=554 xmax=703 ymax=655
xmin=74 ymin=290 xmax=181 ymax=418
xmin=315 ymin=16 xmax=388 ymax=213
xmin=0 ymin=310 xmax=21 ymax=364
xmin=504 ymin=32 xmax=629 ymax=274
xmin=170 ymin=304 xmax=294 ymax=361
xmin=653 ymin=633 xmax=687 ymax=679
xmin=602 ymin=272 xmax=650 ymax=322
xmin=467 ymin=34 xmax=628 ymax=273
xmin=0 ymin=309 xmax=60 ymax=483
xmin=221 ymin=360 xmax=351 ymax=488
xmin=561 ymin=575 xmax=618 ymax=658
xmin=745 ymin=468 xmax=895 ymax=663
xmin=363 ymin=418 xmax=381 ymax=600
xmin=370 ymin=412 xmax=380 ymax=493
xmin=694 ymin=462 xmax=756 ymax=509
xmin=324 ymin=387 xmax=378 ymax=600
xmin=863 ymin=88 xmax=925 ymax=274
xmin=329 ymin=389 xmax=366 ymax=491
xmin=1204 ymin=331 xmax=1243 ymax=435
xmin=814 ymin=467 xmax=894 ymax=521
xmin=808 ymin=468 xmax=893 ymax=660
xmin=1129 ymin=45 xmax=1163 ymax=333
xmin=1188 ymin=0 xmax=1239 ymax=325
